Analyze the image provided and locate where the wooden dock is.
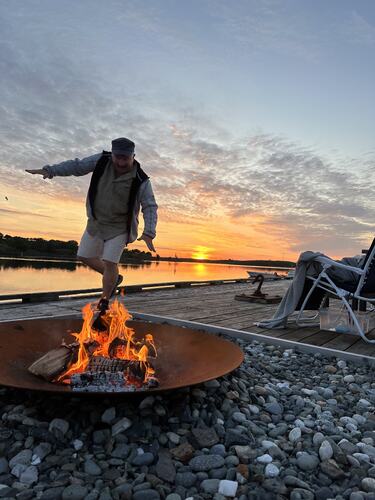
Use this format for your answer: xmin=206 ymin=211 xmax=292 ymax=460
xmin=1 ymin=279 xmax=375 ymax=360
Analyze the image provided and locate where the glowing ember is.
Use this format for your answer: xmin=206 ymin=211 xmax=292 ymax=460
xmin=56 ymin=299 xmax=158 ymax=389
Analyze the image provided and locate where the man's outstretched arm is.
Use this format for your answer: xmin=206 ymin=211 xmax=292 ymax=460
xmin=26 ymin=153 xmax=102 ymax=178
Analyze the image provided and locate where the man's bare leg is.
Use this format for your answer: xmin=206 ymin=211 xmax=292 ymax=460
xmin=102 ymin=260 xmax=119 ymax=300
xmin=78 ymin=256 xmax=105 ymax=275
xmin=78 ymin=256 xmax=119 ymax=303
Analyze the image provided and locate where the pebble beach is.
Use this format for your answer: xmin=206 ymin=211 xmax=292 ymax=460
xmin=1 ymin=336 xmax=375 ymax=500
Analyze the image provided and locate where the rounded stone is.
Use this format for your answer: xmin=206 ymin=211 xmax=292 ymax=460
xmin=189 ymin=455 xmax=225 ymax=472
xmin=289 ymin=428 xmax=301 ymax=443
xmin=210 ymin=467 xmax=227 ymax=480
xmin=49 ymin=418 xmax=69 ymax=436
xmin=319 ymin=441 xmax=334 ymax=461
xmin=132 ymin=452 xmax=155 ymax=466
xmin=175 ymin=472 xmax=197 ymax=488
xmin=9 ymin=450 xmax=32 ymax=469
xmin=296 ymin=453 xmax=319 ymax=471
xmin=256 ymin=454 xmax=272 ymax=464
xmin=19 ymin=465 xmax=38 ymax=485
xmin=349 ymin=493 xmax=365 ymax=500
xmin=84 ymin=460 xmax=102 ymax=476
xmin=232 ymin=412 xmax=247 ymax=424
xmin=264 ymin=402 xmax=283 ymax=415
xmin=62 ymin=485 xmax=89 ymax=500
xmin=265 ymin=463 xmax=280 ymax=478
xmin=201 ymin=479 xmax=220 ymax=494
xmin=133 ymin=490 xmax=160 ymax=500
xmin=101 ymin=407 xmax=116 ymax=424
xmin=211 ymin=444 xmax=226 ymax=457
xmin=290 ymin=488 xmax=314 ymax=499
xmin=362 ymin=477 xmax=375 ymax=493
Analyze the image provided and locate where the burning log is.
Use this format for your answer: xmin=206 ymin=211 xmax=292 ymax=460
xmin=28 ymin=344 xmax=78 ymax=381
xmin=87 ymin=355 xmax=148 ymax=379
xmin=28 ymin=299 xmax=159 ymax=391
xmin=28 ymin=340 xmax=100 ymax=381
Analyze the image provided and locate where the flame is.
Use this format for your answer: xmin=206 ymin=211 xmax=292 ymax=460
xmin=57 ymin=298 xmax=157 ymax=387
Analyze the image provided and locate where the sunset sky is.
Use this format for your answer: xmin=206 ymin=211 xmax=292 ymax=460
xmin=0 ymin=0 xmax=374 ymax=261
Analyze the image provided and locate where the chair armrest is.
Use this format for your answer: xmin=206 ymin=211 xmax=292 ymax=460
xmin=314 ymin=256 xmax=364 ymax=275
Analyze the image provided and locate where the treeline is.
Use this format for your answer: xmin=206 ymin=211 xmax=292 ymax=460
xmin=0 ymin=234 xmax=78 ymax=257
xmin=0 ymin=234 xmax=152 ymax=261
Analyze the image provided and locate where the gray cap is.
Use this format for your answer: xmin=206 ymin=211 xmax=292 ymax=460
xmin=111 ymin=137 xmax=135 ymax=155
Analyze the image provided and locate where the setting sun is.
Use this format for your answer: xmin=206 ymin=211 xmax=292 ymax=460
xmin=191 ymin=246 xmax=211 ymax=260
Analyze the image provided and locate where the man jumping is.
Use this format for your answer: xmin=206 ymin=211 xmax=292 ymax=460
xmin=26 ymin=137 xmax=158 ymax=312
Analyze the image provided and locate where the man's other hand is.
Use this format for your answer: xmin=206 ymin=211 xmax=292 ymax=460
xmin=25 ymin=168 xmax=51 ymax=179
xmin=137 ymin=234 xmax=156 ymax=252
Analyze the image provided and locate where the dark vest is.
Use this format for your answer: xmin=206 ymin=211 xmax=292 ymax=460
xmin=87 ymin=151 xmax=149 ymax=229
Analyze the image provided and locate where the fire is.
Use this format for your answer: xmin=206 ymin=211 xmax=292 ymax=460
xmin=56 ymin=299 xmax=157 ymax=389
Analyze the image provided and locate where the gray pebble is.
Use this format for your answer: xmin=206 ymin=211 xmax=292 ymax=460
xmin=132 ymin=452 xmax=155 ymax=466
xmin=290 ymin=489 xmax=314 ymax=500
xmin=296 ymin=453 xmax=319 ymax=471
xmin=84 ymin=459 xmax=102 ymax=476
xmin=362 ymin=477 xmax=375 ymax=493
xmin=189 ymin=455 xmax=225 ymax=472
xmin=49 ymin=418 xmax=69 ymax=436
xmin=201 ymin=478 xmax=220 ymax=494
xmin=62 ymin=485 xmax=89 ymax=500
xmin=133 ymin=490 xmax=160 ymax=500
xmin=175 ymin=472 xmax=197 ymax=488
xmin=210 ymin=444 xmax=226 ymax=456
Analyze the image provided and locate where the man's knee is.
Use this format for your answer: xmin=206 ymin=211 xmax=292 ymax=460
xmin=78 ymin=255 xmax=91 ymax=265
xmin=103 ymin=259 xmax=118 ymax=271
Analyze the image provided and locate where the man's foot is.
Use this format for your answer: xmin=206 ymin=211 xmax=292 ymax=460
xmin=110 ymin=274 xmax=123 ymax=298
xmin=93 ymin=298 xmax=110 ymax=331
xmin=96 ymin=297 xmax=109 ymax=313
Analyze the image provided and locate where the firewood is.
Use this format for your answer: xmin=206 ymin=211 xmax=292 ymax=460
xmin=87 ymin=355 xmax=130 ymax=373
xmin=87 ymin=356 xmax=149 ymax=380
xmin=28 ymin=344 xmax=78 ymax=381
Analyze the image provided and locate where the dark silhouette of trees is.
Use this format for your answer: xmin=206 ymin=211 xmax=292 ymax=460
xmin=0 ymin=234 xmax=152 ymax=262
xmin=0 ymin=234 xmax=78 ymax=257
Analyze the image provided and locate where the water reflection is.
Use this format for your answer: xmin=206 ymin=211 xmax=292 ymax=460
xmin=0 ymin=257 xmax=152 ymax=271
xmin=193 ymin=263 xmax=209 ymax=277
xmin=118 ymin=261 xmax=152 ymax=270
xmin=0 ymin=257 xmax=285 ymax=295
xmin=0 ymin=258 xmax=79 ymax=271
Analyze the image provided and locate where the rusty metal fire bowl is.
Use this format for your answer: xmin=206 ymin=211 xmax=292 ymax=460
xmin=0 ymin=317 xmax=244 ymax=395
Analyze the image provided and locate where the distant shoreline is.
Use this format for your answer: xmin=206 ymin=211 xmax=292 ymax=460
xmin=0 ymin=234 xmax=296 ymax=268
xmin=0 ymin=254 xmax=296 ymax=268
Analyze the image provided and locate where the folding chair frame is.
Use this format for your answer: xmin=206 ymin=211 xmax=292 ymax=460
xmin=295 ymin=247 xmax=375 ymax=344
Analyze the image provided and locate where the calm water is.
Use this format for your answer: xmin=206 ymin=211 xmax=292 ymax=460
xmin=0 ymin=257 xmax=288 ymax=295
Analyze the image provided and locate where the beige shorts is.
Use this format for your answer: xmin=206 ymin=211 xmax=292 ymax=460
xmin=77 ymin=230 xmax=128 ymax=264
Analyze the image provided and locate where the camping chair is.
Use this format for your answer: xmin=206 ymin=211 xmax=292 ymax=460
xmin=296 ymin=238 xmax=375 ymax=343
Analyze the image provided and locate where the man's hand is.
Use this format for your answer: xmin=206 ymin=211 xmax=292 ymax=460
xmin=137 ymin=234 xmax=156 ymax=252
xmin=25 ymin=168 xmax=51 ymax=179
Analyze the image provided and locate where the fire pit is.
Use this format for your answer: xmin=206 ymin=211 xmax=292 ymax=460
xmin=0 ymin=313 xmax=244 ymax=395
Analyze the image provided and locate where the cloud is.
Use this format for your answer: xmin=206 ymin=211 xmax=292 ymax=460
xmin=208 ymin=0 xmax=322 ymax=62
xmin=1 ymin=1 xmax=375 ymax=259
xmin=0 ymin=207 xmax=52 ymax=218
xmin=150 ymin=127 xmax=375 ymax=255
xmin=342 ymin=11 xmax=375 ymax=46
